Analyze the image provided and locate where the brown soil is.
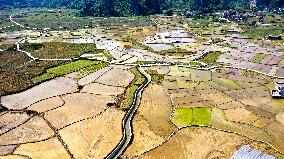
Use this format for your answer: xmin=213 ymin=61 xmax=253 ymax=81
xmin=264 ymin=121 xmax=284 ymax=153
xmin=136 ymin=127 xmax=250 ymax=159
xmin=276 ymin=112 xmax=284 ymax=126
xmin=0 ymin=145 xmax=17 ymax=155
xmin=14 ymin=138 xmax=70 ymax=159
xmin=59 ymin=108 xmax=125 ymax=159
xmin=224 ymin=108 xmax=260 ymax=125
xmin=123 ymin=84 xmax=176 ymax=158
xmin=44 ymin=93 xmax=115 ymax=129
xmin=81 ymin=83 xmax=125 ymax=96
xmin=0 ymin=112 xmax=30 ymax=134
xmin=0 ymin=116 xmax=54 ymax=146
xmin=1 ymin=77 xmax=78 ymax=109
xmin=27 ymin=96 xmax=64 ymax=113
xmin=0 ymin=155 xmax=27 ymax=159
xmin=78 ymin=67 xmax=111 ymax=86
xmin=95 ymin=68 xmax=134 ymax=87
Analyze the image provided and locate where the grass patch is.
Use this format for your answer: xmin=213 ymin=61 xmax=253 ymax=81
xmin=242 ymin=26 xmax=283 ymax=37
xmin=102 ymin=50 xmax=114 ymax=60
xmin=171 ymin=108 xmax=212 ymax=127
xmin=192 ymin=108 xmax=212 ymax=126
xmin=199 ymin=51 xmax=224 ymax=64
xmin=250 ymin=53 xmax=268 ymax=63
xmin=154 ymin=48 xmax=193 ymax=56
xmin=171 ymin=108 xmax=193 ymax=127
xmin=0 ymin=44 xmax=16 ymax=51
xmin=46 ymin=60 xmax=98 ymax=75
xmin=32 ymin=73 xmax=56 ymax=83
xmin=121 ymin=67 xmax=146 ymax=110
xmin=175 ymin=61 xmax=204 ymax=68
xmin=146 ymin=70 xmax=165 ymax=84
xmin=32 ymin=60 xmax=106 ymax=83
xmin=121 ymin=85 xmax=139 ymax=110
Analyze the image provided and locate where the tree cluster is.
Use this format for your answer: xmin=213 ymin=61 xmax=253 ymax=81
xmin=1 ymin=0 xmax=283 ymax=17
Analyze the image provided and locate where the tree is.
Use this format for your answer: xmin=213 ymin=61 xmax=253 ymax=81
xmin=165 ymin=9 xmax=173 ymax=16
xmin=80 ymin=0 xmax=95 ymax=16
xmin=145 ymin=0 xmax=161 ymax=14
xmin=98 ymin=0 xmax=117 ymax=16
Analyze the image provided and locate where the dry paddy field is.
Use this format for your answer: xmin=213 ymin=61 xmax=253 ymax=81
xmin=125 ymin=66 xmax=284 ymax=159
xmin=122 ymin=84 xmax=176 ymax=159
xmin=0 ymin=65 xmax=135 ymax=159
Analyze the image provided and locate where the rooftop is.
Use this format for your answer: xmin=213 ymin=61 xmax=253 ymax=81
xmin=276 ymin=82 xmax=284 ymax=87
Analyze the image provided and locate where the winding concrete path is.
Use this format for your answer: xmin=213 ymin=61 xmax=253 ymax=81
xmin=106 ymin=66 xmax=151 ymax=159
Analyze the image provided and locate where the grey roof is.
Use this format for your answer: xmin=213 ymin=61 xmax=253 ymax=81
xmin=231 ymin=145 xmax=275 ymax=159
xmin=276 ymin=82 xmax=284 ymax=88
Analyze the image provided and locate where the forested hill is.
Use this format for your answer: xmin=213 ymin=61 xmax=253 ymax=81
xmin=1 ymin=0 xmax=284 ymax=16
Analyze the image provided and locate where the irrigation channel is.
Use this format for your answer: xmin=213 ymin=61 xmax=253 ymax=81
xmin=106 ymin=66 xmax=152 ymax=159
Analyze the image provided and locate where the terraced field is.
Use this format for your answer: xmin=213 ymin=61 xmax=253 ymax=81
xmin=122 ymin=66 xmax=284 ymax=159
xmin=1 ymin=8 xmax=284 ymax=159
xmin=0 ymin=65 xmax=138 ymax=159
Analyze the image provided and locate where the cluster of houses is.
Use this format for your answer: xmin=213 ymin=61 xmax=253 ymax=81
xmin=221 ymin=9 xmax=266 ymax=25
xmin=263 ymin=7 xmax=284 ymax=14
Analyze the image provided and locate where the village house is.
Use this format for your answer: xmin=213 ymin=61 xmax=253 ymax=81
xmin=271 ymin=82 xmax=284 ymax=98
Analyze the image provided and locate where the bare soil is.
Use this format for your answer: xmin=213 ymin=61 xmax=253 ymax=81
xmin=59 ymin=108 xmax=125 ymax=159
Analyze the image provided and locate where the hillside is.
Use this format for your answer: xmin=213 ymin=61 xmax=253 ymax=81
xmin=1 ymin=0 xmax=283 ymax=16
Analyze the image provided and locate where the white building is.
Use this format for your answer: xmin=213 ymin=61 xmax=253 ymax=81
xmin=271 ymin=82 xmax=284 ymax=98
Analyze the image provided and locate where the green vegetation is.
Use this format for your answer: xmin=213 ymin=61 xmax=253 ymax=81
xmin=175 ymin=61 xmax=204 ymax=68
xmin=199 ymin=51 xmax=224 ymax=64
xmin=146 ymin=70 xmax=165 ymax=84
xmin=32 ymin=73 xmax=56 ymax=83
xmin=0 ymin=44 xmax=15 ymax=51
xmin=171 ymin=108 xmax=193 ymax=127
xmin=171 ymin=108 xmax=212 ymax=127
xmin=102 ymin=50 xmax=114 ymax=60
xmin=242 ymin=26 xmax=283 ymax=37
xmin=121 ymin=85 xmax=138 ymax=110
xmin=5 ymin=0 xmax=284 ymax=17
xmin=250 ymin=53 xmax=268 ymax=63
xmin=32 ymin=60 xmax=107 ymax=83
xmin=192 ymin=108 xmax=212 ymax=125
xmin=190 ymin=19 xmax=211 ymax=28
xmin=46 ymin=60 xmax=98 ymax=75
xmin=0 ymin=48 xmax=66 ymax=94
xmin=121 ymin=67 xmax=146 ymax=110
xmin=21 ymin=42 xmax=43 ymax=52
xmin=154 ymin=48 xmax=193 ymax=57
xmin=14 ymin=10 xmax=154 ymax=29
xmin=21 ymin=42 xmax=100 ymax=59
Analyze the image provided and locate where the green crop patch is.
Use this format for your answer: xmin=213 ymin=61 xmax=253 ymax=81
xmin=171 ymin=108 xmax=193 ymax=127
xmin=171 ymin=108 xmax=212 ymax=127
xmin=121 ymin=67 xmax=146 ymax=110
xmin=32 ymin=73 xmax=57 ymax=84
xmin=199 ymin=51 xmax=224 ymax=64
xmin=242 ymin=26 xmax=283 ymax=38
xmin=46 ymin=60 xmax=99 ymax=75
xmin=192 ymin=108 xmax=212 ymax=126
xmin=32 ymin=60 xmax=106 ymax=83
xmin=146 ymin=70 xmax=165 ymax=84
xmin=250 ymin=53 xmax=268 ymax=63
